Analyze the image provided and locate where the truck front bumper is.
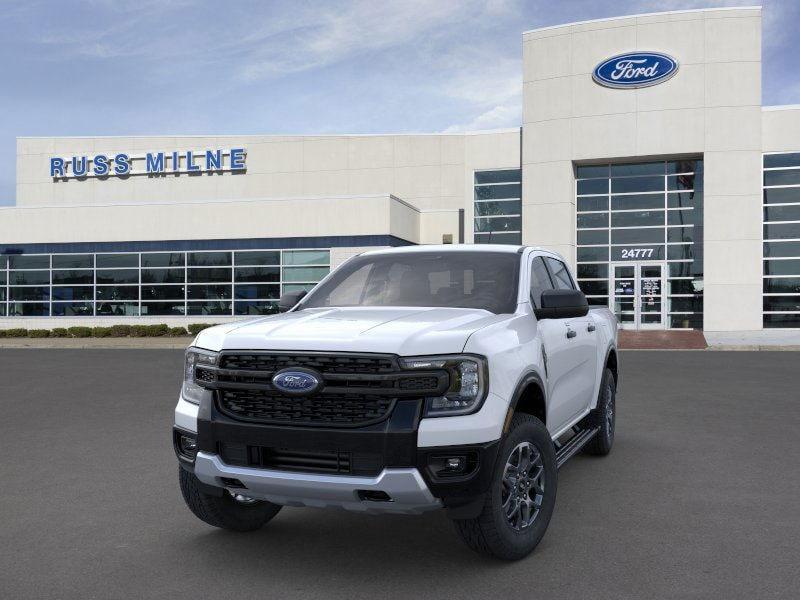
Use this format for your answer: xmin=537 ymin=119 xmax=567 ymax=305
xmin=193 ymin=451 xmax=440 ymax=514
xmin=175 ymin=394 xmax=501 ymax=517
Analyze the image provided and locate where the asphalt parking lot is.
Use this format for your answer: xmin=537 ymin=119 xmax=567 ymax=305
xmin=1 ymin=350 xmax=798 ymax=599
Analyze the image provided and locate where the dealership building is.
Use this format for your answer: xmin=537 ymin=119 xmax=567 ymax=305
xmin=2 ymin=6 xmax=799 ymax=334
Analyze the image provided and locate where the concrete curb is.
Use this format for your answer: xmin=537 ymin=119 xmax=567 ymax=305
xmin=708 ymin=345 xmax=800 ymax=351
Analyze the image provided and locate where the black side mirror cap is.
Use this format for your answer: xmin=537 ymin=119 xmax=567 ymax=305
xmin=278 ymin=290 xmax=308 ymax=313
xmin=533 ymin=288 xmax=589 ymax=320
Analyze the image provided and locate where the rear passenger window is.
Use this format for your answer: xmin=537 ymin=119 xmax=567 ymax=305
xmin=544 ymin=258 xmax=575 ymax=290
xmin=530 ymin=257 xmax=554 ymax=308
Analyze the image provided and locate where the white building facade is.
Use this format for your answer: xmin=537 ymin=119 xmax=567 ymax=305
xmin=2 ymin=6 xmax=799 ymax=332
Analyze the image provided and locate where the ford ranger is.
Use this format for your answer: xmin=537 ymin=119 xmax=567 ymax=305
xmin=173 ymin=245 xmax=618 ymax=560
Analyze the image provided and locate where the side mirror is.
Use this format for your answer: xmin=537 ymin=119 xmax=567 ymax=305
xmin=278 ymin=290 xmax=308 ymax=313
xmin=533 ymin=289 xmax=589 ymax=320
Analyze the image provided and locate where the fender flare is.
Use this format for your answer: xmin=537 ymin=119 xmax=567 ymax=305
xmin=502 ymin=369 xmax=547 ymax=434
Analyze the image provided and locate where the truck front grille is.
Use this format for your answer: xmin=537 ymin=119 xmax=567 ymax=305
xmin=218 ymin=389 xmax=396 ymax=427
xmin=201 ymin=352 xmax=448 ymax=428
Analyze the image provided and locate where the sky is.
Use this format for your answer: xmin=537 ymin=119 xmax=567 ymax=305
xmin=1 ymin=0 xmax=799 ymax=206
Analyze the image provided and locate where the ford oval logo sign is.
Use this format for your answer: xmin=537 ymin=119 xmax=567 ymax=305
xmin=272 ymin=369 xmax=321 ymax=396
xmin=593 ymin=52 xmax=678 ymax=89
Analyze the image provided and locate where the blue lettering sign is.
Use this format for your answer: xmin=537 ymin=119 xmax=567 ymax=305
xmin=50 ymin=158 xmax=65 ymax=177
xmin=48 ymin=148 xmax=246 ymax=179
xmin=186 ymin=150 xmax=200 ymax=172
xmin=230 ymin=148 xmax=246 ymax=170
xmin=205 ymin=149 xmax=221 ymax=170
xmin=93 ymin=154 xmax=109 ymax=176
xmin=593 ymin=52 xmax=678 ymax=89
xmin=113 ymin=153 xmax=130 ymax=175
xmin=146 ymin=152 xmax=165 ymax=173
xmin=72 ymin=156 xmax=88 ymax=177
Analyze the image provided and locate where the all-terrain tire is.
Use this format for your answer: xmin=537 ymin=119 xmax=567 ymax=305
xmin=179 ymin=468 xmax=282 ymax=532
xmin=453 ymin=414 xmax=557 ymax=560
xmin=584 ymin=367 xmax=616 ymax=456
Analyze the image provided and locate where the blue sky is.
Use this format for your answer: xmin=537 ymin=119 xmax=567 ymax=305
xmin=1 ymin=0 xmax=798 ymax=206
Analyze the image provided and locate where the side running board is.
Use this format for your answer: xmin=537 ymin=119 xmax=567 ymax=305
xmin=555 ymin=426 xmax=600 ymax=469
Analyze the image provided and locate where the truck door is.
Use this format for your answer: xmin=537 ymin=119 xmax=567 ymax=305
xmin=534 ymin=257 xmax=598 ymax=432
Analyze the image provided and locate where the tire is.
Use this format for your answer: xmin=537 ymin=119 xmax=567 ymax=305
xmin=453 ymin=414 xmax=557 ymax=560
xmin=178 ymin=468 xmax=282 ymax=532
xmin=584 ymin=367 xmax=615 ymax=456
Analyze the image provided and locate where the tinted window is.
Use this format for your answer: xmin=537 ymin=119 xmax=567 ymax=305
xmin=301 ymin=251 xmax=520 ymax=314
xmin=529 ymin=257 xmax=554 ymax=308
xmin=96 ymin=254 xmax=138 ymax=268
xmin=544 ymin=258 xmax=575 ymax=290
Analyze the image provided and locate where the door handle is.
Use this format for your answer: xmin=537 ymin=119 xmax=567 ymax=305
xmin=566 ymin=328 xmax=577 ymax=339
xmin=587 ymin=323 xmax=596 ymax=332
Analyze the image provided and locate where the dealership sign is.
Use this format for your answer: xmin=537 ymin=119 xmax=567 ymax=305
xmin=592 ymin=52 xmax=678 ymax=89
xmin=50 ymin=148 xmax=246 ymax=179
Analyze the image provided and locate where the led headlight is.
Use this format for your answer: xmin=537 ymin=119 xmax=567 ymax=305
xmin=399 ymin=355 xmax=488 ymax=417
xmin=181 ymin=347 xmax=218 ymax=405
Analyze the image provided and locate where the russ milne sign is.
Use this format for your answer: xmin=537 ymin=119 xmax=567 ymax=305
xmin=592 ymin=52 xmax=678 ymax=89
xmin=50 ymin=148 xmax=246 ymax=179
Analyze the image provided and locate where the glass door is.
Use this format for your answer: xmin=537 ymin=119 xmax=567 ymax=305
xmin=611 ymin=262 xmax=666 ymax=330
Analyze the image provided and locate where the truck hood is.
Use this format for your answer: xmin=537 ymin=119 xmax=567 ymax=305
xmin=194 ymin=307 xmax=510 ymax=356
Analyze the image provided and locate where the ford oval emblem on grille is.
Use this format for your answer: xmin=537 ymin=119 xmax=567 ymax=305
xmin=272 ymin=369 xmax=322 ymax=396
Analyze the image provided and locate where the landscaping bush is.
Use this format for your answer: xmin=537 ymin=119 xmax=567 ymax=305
xmin=51 ymin=328 xmax=69 ymax=337
xmin=188 ymin=323 xmax=215 ymax=336
xmin=27 ymin=329 xmax=51 ymax=338
xmin=146 ymin=324 xmax=169 ymax=337
xmin=168 ymin=326 xmax=189 ymax=337
xmin=109 ymin=324 xmax=132 ymax=337
xmin=4 ymin=328 xmax=28 ymax=338
xmin=67 ymin=326 xmax=92 ymax=338
xmin=129 ymin=325 xmax=149 ymax=337
xmin=91 ymin=327 xmax=113 ymax=338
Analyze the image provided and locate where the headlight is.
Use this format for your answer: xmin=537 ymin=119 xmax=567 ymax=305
xmin=181 ymin=347 xmax=218 ymax=405
xmin=399 ymin=355 xmax=488 ymax=417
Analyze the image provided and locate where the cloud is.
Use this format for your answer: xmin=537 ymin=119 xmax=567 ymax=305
xmin=442 ymin=102 xmax=521 ymax=132
xmin=235 ymin=0 xmax=477 ymax=81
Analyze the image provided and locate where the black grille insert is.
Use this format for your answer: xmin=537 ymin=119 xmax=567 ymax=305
xmin=218 ymin=442 xmax=383 ymax=476
xmin=218 ymin=389 xmax=396 ymax=427
xmin=219 ymin=353 xmax=396 ymax=375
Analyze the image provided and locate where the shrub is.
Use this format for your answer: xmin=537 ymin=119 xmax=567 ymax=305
xmin=0 ymin=330 xmax=5 ymax=338
xmin=146 ymin=324 xmax=169 ymax=337
xmin=130 ymin=325 xmax=149 ymax=337
xmin=188 ymin=323 xmax=215 ymax=336
xmin=51 ymin=328 xmax=69 ymax=338
xmin=67 ymin=326 xmax=92 ymax=338
xmin=91 ymin=327 xmax=113 ymax=338
xmin=168 ymin=326 xmax=189 ymax=337
xmin=109 ymin=324 xmax=132 ymax=337
xmin=27 ymin=329 xmax=51 ymax=338
xmin=4 ymin=328 xmax=28 ymax=338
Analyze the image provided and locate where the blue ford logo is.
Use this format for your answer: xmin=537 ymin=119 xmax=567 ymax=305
xmin=272 ymin=369 xmax=321 ymax=395
xmin=593 ymin=52 xmax=678 ymax=89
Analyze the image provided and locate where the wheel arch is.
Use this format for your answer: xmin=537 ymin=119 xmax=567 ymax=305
xmin=503 ymin=371 xmax=547 ymax=433
xmin=605 ymin=345 xmax=619 ymax=388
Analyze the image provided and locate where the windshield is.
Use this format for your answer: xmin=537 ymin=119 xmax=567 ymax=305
xmin=300 ymin=251 xmax=521 ymax=314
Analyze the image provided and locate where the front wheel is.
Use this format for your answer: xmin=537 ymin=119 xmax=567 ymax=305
xmin=179 ymin=468 xmax=282 ymax=532
xmin=453 ymin=414 xmax=557 ymax=560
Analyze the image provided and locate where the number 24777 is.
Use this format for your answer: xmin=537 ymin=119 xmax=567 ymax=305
xmin=620 ymin=248 xmax=655 ymax=259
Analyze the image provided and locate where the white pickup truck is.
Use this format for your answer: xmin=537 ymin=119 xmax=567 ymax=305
xmin=174 ymin=245 xmax=618 ymax=560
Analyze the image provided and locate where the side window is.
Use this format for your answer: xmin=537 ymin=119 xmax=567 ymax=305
xmin=544 ymin=257 xmax=576 ymax=290
xmin=530 ymin=256 xmax=554 ymax=308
